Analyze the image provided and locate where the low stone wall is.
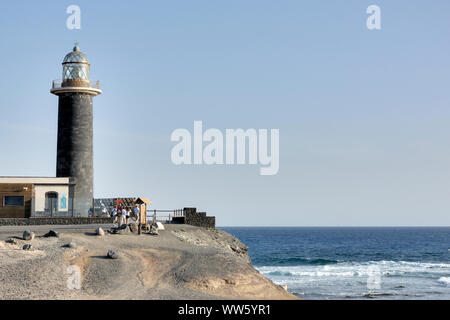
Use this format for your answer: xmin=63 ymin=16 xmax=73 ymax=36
xmin=0 ymin=217 xmax=114 ymax=226
xmin=171 ymin=216 xmax=186 ymax=224
xmin=184 ymin=208 xmax=215 ymax=228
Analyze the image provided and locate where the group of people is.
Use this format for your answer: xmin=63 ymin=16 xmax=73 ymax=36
xmin=104 ymin=204 xmax=140 ymax=226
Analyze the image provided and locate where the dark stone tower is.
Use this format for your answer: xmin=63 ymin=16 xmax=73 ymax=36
xmin=51 ymin=44 xmax=101 ymax=217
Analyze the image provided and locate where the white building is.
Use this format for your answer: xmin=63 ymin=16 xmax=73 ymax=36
xmin=0 ymin=177 xmax=71 ymax=218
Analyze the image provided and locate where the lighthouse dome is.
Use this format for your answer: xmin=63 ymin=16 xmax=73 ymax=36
xmin=62 ymin=44 xmax=90 ymax=82
xmin=50 ymin=44 xmax=101 ymax=96
xmin=63 ymin=45 xmax=90 ymax=64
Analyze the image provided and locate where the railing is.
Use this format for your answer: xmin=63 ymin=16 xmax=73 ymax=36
xmin=146 ymin=209 xmax=184 ymax=223
xmin=52 ymin=79 xmax=61 ymax=89
xmin=52 ymin=79 xmax=101 ymax=90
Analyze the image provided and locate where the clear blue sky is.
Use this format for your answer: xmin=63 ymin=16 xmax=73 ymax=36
xmin=1 ymin=1 xmax=450 ymax=226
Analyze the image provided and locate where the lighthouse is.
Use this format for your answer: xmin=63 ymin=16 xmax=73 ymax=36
xmin=51 ymin=44 xmax=101 ymax=217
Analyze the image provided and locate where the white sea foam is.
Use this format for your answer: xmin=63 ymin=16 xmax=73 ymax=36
xmin=257 ymin=261 xmax=450 ymax=279
xmin=256 ymin=260 xmax=450 ymax=299
xmin=256 ymin=261 xmax=450 ymax=300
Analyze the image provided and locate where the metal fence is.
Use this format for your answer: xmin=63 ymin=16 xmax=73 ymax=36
xmin=32 ymin=206 xmax=185 ymax=220
xmin=146 ymin=209 xmax=184 ymax=223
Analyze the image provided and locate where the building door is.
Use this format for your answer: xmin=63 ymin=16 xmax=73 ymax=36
xmin=45 ymin=192 xmax=58 ymax=216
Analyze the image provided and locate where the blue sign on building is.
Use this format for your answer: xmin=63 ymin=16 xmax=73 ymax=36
xmin=60 ymin=193 xmax=67 ymax=209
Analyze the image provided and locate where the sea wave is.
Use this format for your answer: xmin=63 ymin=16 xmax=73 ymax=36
xmin=265 ymin=257 xmax=339 ymax=266
xmin=438 ymin=277 xmax=450 ymax=286
xmin=256 ymin=260 xmax=450 ymax=279
xmin=268 ymin=270 xmax=294 ymax=276
xmin=256 ymin=260 xmax=450 ymax=300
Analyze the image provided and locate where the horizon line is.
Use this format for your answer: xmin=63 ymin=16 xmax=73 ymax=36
xmin=217 ymin=225 xmax=450 ymax=228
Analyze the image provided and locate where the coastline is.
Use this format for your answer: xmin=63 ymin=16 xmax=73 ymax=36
xmin=221 ymin=227 xmax=450 ymax=300
xmin=0 ymin=224 xmax=297 ymax=300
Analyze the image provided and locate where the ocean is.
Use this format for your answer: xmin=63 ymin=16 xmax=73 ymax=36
xmin=220 ymin=227 xmax=450 ymax=300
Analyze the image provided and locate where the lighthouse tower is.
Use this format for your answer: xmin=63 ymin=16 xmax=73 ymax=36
xmin=51 ymin=44 xmax=101 ymax=217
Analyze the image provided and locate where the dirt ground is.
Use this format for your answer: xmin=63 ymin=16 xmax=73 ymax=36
xmin=0 ymin=224 xmax=297 ymax=300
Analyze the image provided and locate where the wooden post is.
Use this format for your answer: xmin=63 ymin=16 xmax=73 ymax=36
xmin=142 ymin=204 xmax=146 ymax=225
xmin=138 ymin=204 xmax=142 ymax=235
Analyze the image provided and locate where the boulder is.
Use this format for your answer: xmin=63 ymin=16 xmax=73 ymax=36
xmin=5 ymin=238 xmax=17 ymax=245
xmin=128 ymin=222 xmax=138 ymax=233
xmin=110 ymin=224 xmax=131 ymax=235
xmin=96 ymin=227 xmax=105 ymax=236
xmin=23 ymin=230 xmax=35 ymax=241
xmin=155 ymin=222 xmax=165 ymax=230
xmin=110 ymin=227 xmax=118 ymax=234
xmin=149 ymin=225 xmax=159 ymax=235
xmin=44 ymin=230 xmax=59 ymax=238
xmin=23 ymin=244 xmax=32 ymax=250
xmin=118 ymin=224 xmax=129 ymax=234
xmin=107 ymin=249 xmax=119 ymax=259
xmin=63 ymin=242 xmax=77 ymax=248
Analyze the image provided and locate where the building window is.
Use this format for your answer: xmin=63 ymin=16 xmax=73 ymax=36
xmin=4 ymin=196 xmax=25 ymax=207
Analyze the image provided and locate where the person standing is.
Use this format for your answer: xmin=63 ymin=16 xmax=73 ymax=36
xmin=133 ymin=205 xmax=140 ymax=223
xmin=117 ymin=203 xmax=123 ymax=226
xmin=125 ymin=208 xmax=130 ymax=224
